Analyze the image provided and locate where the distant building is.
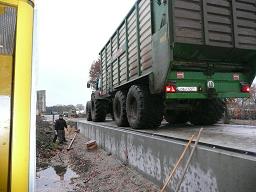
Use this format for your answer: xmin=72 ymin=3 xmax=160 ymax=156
xmin=36 ymin=90 xmax=46 ymax=115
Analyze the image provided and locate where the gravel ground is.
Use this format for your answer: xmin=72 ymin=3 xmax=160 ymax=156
xmin=36 ymin=119 xmax=159 ymax=192
xmin=68 ymin=133 xmax=159 ymax=192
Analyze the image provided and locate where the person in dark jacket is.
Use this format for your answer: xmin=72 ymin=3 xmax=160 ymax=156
xmin=53 ymin=114 xmax=67 ymax=144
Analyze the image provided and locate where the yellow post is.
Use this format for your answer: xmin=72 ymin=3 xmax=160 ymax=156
xmin=0 ymin=0 xmax=34 ymax=191
xmin=11 ymin=1 xmax=34 ymax=191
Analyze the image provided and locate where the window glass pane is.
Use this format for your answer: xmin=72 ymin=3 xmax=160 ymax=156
xmin=0 ymin=6 xmax=16 ymax=55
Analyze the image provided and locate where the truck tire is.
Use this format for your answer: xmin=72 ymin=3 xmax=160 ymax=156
xmin=165 ymin=111 xmax=189 ymax=124
xmin=189 ymin=99 xmax=224 ymax=125
xmin=126 ymin=85 xmax=163 ymax=129
xmin=91 ymin=99 xmax=107 ymax=122
xmin=113 ymin=91 xmax=129 ymax=127
xmin=86 ymin=101 xmax=92 ymax=121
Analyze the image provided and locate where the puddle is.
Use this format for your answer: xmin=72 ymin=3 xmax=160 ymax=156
xmin=36 ymin=165 xmax=79 ymax=192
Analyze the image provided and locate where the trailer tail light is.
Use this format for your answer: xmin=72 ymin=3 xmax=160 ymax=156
xmin=165 ymin=85 xmax=176 ymax=93
xmin=241 ymin=84 xmax=250 ymax=93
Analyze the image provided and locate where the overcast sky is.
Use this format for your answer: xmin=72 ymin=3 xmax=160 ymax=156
xmin=36 ymin=0 xmax=136 ymax=106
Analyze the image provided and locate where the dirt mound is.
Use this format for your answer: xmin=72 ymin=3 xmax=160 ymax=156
xmin=36 ymin=116 xmax=58 ymax=170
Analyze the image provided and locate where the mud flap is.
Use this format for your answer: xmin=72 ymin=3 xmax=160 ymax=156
xmin=151 ymin=24 xmax=173 ymax=94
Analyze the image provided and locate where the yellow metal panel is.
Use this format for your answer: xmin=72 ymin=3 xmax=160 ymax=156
xmin=11 ymin=1 xmax=33 ymax=191
xmin=0 ymin=56 xmax=13 ymax=96
xmin=0 ymin=0 xmax=18 ymax=6
xmin=0 ymin=6 xmax=4 ymax=14
xmin=0 ymin=96 xmax=11 ymax=192
xmin=0 ymin=1 xmax=33 ymax=7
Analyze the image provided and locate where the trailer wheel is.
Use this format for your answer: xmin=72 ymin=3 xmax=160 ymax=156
xmin=113 ymin=91 xmax=129 ymax=126
xmin=126 ymin=85 xmax=163 ymax=129
xmin=164 ymin=111 xmax=189 ymax=124
xmin=189 ymin=99 xmax=224 ymax=125
xmin=86 ymin=101 xmax=92 ymax=121
xmin=91 ymin=99 xmax=107 ymax=122
xmin=111 ymin=113 xmax=115 ymax=121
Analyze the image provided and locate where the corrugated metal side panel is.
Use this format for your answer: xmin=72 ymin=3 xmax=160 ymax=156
xmin=113 ymin=60 xmax=118 ymax=87
xmin=207 ymin=0 xmax=233 ymax=47
xmin=106 ymin=43 xmax=111 ymax=65
xmin=100 ymin=51 xmax=107 ymax=94
xmin=100 ymin=0 xmax=153 ymax=93
xmin=112 ymin=31 xmax=118 ymax=87
xmin=119 ymin=23 xmax=126 ymax=47
xmin=139 ymin=0 xmax=152 ymax=73
xmin=106 ymin=43 xmax=111 ymax=91
xmin=119 ymin=23 xmax=127 ymax=85
xmin=128 ymin=9 xmax=138 ymax=79
xmin=119 ymin=53 xmax=127 ymax=84
xmin=174 ymin=0 xmax=203 ymax=45
xmin=0 ymin=7 xmax=17 ymax=55
xmin=107 ymin=64 xmax=112 ymax=91
xmin=112 ymin=33 xmax=118 ymax=54
xmin=101 ymin=21 xmax=127 ymax=93
xmin=174 ymin=0 xmax=256 ymax=49
xmin=236 ymin=0 xmax=256 ymax=49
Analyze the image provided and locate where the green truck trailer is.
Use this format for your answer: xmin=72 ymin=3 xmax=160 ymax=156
xmin=86 ymin=0 xmax=256 ymax=129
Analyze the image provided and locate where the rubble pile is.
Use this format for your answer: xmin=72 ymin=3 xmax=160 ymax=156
xmin=36 ymin=116 xmax=57 ymax=169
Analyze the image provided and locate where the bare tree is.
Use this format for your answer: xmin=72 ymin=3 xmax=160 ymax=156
xmin=226 ymin=84 xmax=256 ymax=120
xmin=89 ymin=59 xmax=101 ymax=83
xmin=76 ymin=104 xmax=84 ymax=111
xmin=249 ymin=84 xmax=256 ymax=105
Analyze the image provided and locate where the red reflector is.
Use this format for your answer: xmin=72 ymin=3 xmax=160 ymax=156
xmin=166 ymin=85 xmax=176 ymax=93
xmin=233 ymin=74 xmax=240 ymax=80
xmin=241 ymin=85 xmax=250 ymax=93
xmin=177 ymin=72 xmax=184 ymax=79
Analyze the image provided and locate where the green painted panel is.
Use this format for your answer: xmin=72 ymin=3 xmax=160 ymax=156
xmin=173 ymin=43 xmax=256 ymax=64
xmin=166 ymin=92 xmax=249 ymax=100
xmin=166 ymin=70 xmax=250 ymax=99
xmin=168 ymin=71 xmax=248 ymax=82
xmin=166 ymin=93 xmax=207 ymax=99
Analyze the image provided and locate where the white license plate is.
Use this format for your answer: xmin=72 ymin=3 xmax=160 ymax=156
xmin=177 ymin=87 xmax=198 ymax=92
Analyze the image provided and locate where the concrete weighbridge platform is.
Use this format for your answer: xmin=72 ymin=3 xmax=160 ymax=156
xmin=74 ymin=119 xmax=256 ymax=192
